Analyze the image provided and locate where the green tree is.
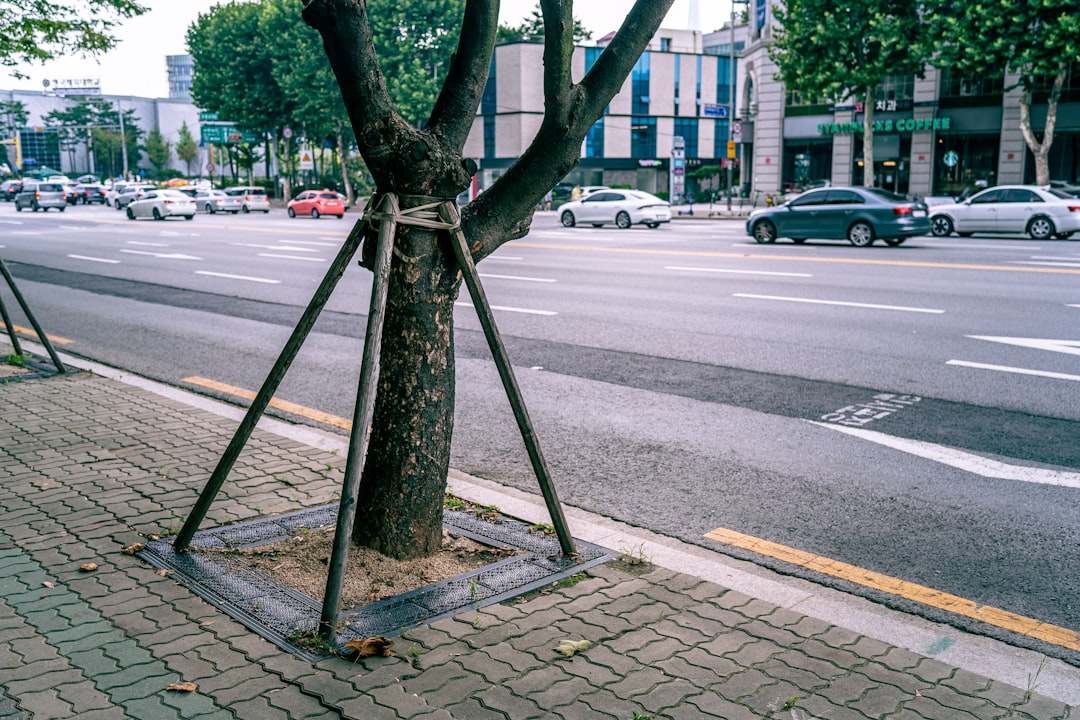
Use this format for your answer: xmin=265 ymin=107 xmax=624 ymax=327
xmin=290 ymin=0 xmax=675 ymax=561
xmin=769 ymin=0 xmax=927 ymax=187
xmin=176 ymin=121 xmax=199 ymax=177
xmin=0 ymin=101 xmax=29 ymax=174
xmin=0 ymin=1 xmax=146 ymax=76
xmin=921 ymin=0 xmax=1080 ymax=185
xmin=144 ymin=127 xmax=172 ymax=175
xmin=497 ymin=3 xmax=592 ymax=44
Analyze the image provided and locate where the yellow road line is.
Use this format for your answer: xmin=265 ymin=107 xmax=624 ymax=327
xmin=182 ymin=376 xmax=352 ymax=430
xmin=6 ymin=325 xmax=74 ymax=345
xmin=514 ymin=241 xmax=1080 ymax=275
xmin=704 ymin=525 xmax=1080 ymax=652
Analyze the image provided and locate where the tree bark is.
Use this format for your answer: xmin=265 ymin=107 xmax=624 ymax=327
xmin=862 ymin=85 xmax=875 ymax=188
xmin=1019 ymin=64 xmax=1066 ymax=187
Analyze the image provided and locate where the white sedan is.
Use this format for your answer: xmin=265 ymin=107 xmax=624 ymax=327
xmin=930 ymin=185 xmax=1080 ymax=239
xmin=126 ymin=189 xmax=196 ymax=221
xmin=559 ymin=189 xmax=671 ymax=229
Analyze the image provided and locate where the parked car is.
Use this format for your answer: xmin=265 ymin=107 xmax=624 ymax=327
xmin=194 ymin=189 xmax=243 ymax=214
xmin=76 ymin=174 xmax=100 ymax=185
xmin=224 ymin=185 xmax=270 ymax=213
xmin=745 ymin=186 xmax=930 ymax=247
xmin=70 ymin=183 xmax=108 ymax=204
xmin=14 ymin=181 xmax=68 ymax=212
xmin=114 ymin=183 xmax=157 ymax=210
xmin=0 ymin=179 xmax=22 ymax=201
xmin=287 ymin=190 xmax=346 ymax=219
xmin=125 ymin=189 xmax=196 ymax=221
xmin=929 ymin=185 xmax=1080 ymax=240
xmin=105 ymin=182 xmax=131 ymax=207
xmin=559 ymin=189 xmax=671 ymax=229
xmin=1048 ymin=180 xmax=1080 ymax=198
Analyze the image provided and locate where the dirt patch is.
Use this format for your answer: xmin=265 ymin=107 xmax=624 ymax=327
xmin=0 ymin=363 xmax=33 ymax=378
xmin=209 ymin=527 xmax=518 ymax=608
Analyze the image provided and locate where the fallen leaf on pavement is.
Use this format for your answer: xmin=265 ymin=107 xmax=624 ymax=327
xmin=344 ymin=636 xmax=395 ymax=657
xmin=122 ymin=543 xmax=145 ymax=555
xmin=555 ymin=638 xmax=591 ymax=657
xmin=166 ymin=682 xmax=198 ymax=692
xmin=155 ymin=569 xmax=173 ymax=577
xmin=42 ymin=581 xmax=55 ymax=588
xmin=79 ymin=563 xmax=99 ymax=572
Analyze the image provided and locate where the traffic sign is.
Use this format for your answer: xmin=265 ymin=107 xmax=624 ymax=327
xmin=206 ymin=163 xmax=215 ymax=174
xmin=299 ymin=150 xmax=315 ymax=170
xmin=283 ymin=127 xmax=293 ymax=139
xmin=199 ymin=112 xmax=219 ymax=122
xmin=703 ymin=104 xmax=728 ymax=118
xmin=727 ymin=141 xmax=737 ymax=159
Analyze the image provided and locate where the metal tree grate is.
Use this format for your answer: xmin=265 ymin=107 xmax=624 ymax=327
xmin=139 ymin=504 xmax=614 ymax=661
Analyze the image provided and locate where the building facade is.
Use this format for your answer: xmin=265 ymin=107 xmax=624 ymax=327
xmin=734 ymin=0 xmax=1080 ymax=199
xmin=463 ymin=28 xmax=748 ymax=203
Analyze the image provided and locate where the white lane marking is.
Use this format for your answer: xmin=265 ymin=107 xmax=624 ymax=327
xmin=68 ymin=254 xmax=120 ymax=264
xmin=667 ymin=265 xmax=812 ymax=278
xmin=733 ymin=293 xmax=945 ymax=314
xmin=455 ymin=301 xmax=556 ymax=316
xmin=256 ymin=253 xmax=326 ymax=262
xmin=810 ymin=421 xmax=1080 ymax=489
xmin=1069 ymin=304 xmax=1080 ymax=309
xmin=484 ymin=256 xmax=524 ymax=261
xmin=126 ymin=241 xmax=170 ymax=247
xmin=931 ymin=242 xmax=1042 ymax=250
xmin=947 ymin=359 xmax=1080 ymax=382
xmin=1014 ymin=261 xmax=1080 ymax=268
xmin=10 ymin=231 xmax=42 ymax=236
xmin=0 ymin=220 xmax=21 ymax=225
xmin=967 ymin=335 xmax=1080 ymax=356
xmin=120 ymin=249 xmax=202 ymax=260
xmin=233 ymin=243 xmax=318 ymax=252
xmin=478 ymin=273 xmax=556 ymax=283
xmin=1029 ymin=255 xmax=1080 ymax=261
xmin=288 ymin=240 xmax=338 ymax=247
xmin=194 ymin=270 xmax=280 ymax=284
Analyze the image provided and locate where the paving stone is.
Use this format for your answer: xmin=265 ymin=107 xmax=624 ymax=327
xmin=562 ymin=689 xmax=628 ymax=719
xmin=334 ymin=692 xmax=402 ymax=720
xmin=294 ymin=668 xmax=363 ymax=705
xmin=634 ymin=678 xmax=700 ymax=714
xmin=120 ymin=693 xmax=182 ymax=720
xmin=226 ymin=695 xmax=292 ymax=720
xmin=681 ymin=690 xmax=761 ymax=720
xmin=602 ymin=666 xmax=670 ymax=699
xmin=13 ymin=688 xmax=74 ymax=719
xmin=442 ymin=696 xmax=509 ymax=720
xmin=473 ymin=684 xmax=547 ymax=720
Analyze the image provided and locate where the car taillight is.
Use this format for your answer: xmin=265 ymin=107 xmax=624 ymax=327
xmin=1068 ymin=205 xmax=1080 ymax=213
xmin=893 ymin=206 xmax=913 ymax=215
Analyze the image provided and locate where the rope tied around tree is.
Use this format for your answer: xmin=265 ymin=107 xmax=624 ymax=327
xmin=360 ymin=192 xmax=466 ymax=264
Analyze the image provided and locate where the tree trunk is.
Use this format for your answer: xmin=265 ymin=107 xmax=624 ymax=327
xmin=1019 ymin=64 xmax=1066 ymax=187
xmin=351 ymin=201 xmax=460 ymax=559
xmin=862 ymin=85 xmax=875 ymax=188
xmin=335 ymin=125 xmax=354 ymax=203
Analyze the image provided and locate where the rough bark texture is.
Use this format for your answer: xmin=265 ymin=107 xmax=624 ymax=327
xmin=862 ymin=85 xmax=875 ymax=188
xmin=302 ymin=0 xmax=674 ymax=559
xmin=1019 ymin=64 xmax=1066 ymax=187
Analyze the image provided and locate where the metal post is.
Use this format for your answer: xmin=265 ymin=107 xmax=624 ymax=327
xmin=319 ymin=195 xmax=396 ymax=642
xmin=116 ymin=101 xmax=129 ymax=180
xmin=0 ymin=259 xmax=66 ymax=372
xmin=173 ymin=221 xmax=367 ymax=551
xmin=0 ymin=293 xmax=24 ymax=357
xmin=439 ymin=203 xmax=576 ymax=557
xmin=727 ymin=6 xmax=736 ymax=212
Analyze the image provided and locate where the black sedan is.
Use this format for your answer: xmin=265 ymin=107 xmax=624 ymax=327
xmin=745 ymin=187 xmax=931 ymax=247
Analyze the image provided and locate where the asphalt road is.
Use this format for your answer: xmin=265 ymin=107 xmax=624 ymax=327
xmin=2 ymin=202 xmax=1078 ymax=659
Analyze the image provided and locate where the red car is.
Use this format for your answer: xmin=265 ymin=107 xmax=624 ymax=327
xmin=287 ymin=190 xmax=345 ymax=219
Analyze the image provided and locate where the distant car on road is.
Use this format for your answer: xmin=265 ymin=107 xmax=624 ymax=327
xmin=114 ymin=183 xmax=157 ymax=210
xmin=14 ymin=181 xmax=68 ymax=212
xmin=929 ymin=185 xmax=1080 ymax=240
xmin=745 ymin=186 xmax=930 ymax=247
xmin=125 ymin=189 xmax=196 ymax=220
xmin=559 ymin=189 xmax=671 ymax=229
xmin=224 ymin=185 xmax=270 ymax=213
xmin=194 ymin=189 xmax=243 ymax=214
xmin=71 ymin=183 xmax=108 ymax=204
xmin=287 ymin=190 xmax=346 ymax=219
xmin=0 ymin=179 xmax=22 ymax=201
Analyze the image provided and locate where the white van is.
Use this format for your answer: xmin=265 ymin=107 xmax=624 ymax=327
xmin=224 ymin=185 xmax=270 ymax=213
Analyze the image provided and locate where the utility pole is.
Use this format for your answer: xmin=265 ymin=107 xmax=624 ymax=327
xmin=116 ymin=100 xmax=129 ymax=180
xmin=726 ymin=0 xmax=748 ymax=213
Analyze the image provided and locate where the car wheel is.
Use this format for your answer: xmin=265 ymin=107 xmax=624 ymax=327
xmin=184 ymin=214 xmax=194 ymax=221
xmin=209 ymin=204 xmax=217 ymax=214
xmin=263 ymin=210 xmax=269 ymax=214
xmin=561 ymin=211 xmax=576 ymax=228
xmin=616 ymin=211 xmax=632 ymax=229
xmin=791 ymin=238 xmax=806 ymax=244
xmin=242 ymin=205 xmax=250 ymax=213
xmin=957 ymin=232 xmax=973 ymax=237
xmin=591 ymin=224 xmax=603 ymax=228
xmin=126 ymin=208 xmax=135 ymax=220
xmin=152 ymin=208 xmax=162 ymax=220
xmin=931 ymin=216 xmax=953 ymax=237
xmin=336 ymin=214 xmax=344 ymax=219
xmin=311 ymin=208 xmax=320 ymax=219
xmin=752 ymin=220 xmax=777 ymax=244
xmin=646 ymin=222 xmax=659 ymax=229
xmin=32 ymin=202 xmax=40 ymax=212
xmin=288 ymin=207 xmax=296 ymax=218
xmin=15 ymin=204 xmax=22 ymax=212
xmin=847 ymin=221 xmax=875 ymax=247
xmin=1056 ymin=232 xmax=1074 ymax=239
xmin=59 ymin=206 xmax=65 ymax=212
xmin=883 ymin=237 xmax=906 ymax=246
xmin=1028 ymin=216 xmax=1055 ymax=240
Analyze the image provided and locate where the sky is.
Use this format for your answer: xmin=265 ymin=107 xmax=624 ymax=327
xmin=2 ymin=1 xmax=729 ymax=99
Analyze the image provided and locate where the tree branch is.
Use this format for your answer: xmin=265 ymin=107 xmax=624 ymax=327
xmin=428 ymin=0 xmax=499 ymax=149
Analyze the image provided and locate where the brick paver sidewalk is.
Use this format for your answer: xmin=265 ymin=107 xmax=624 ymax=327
xmin=0 ymin=369 xmax=1074 ymax=719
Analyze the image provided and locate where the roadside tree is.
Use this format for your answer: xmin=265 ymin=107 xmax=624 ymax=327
xmin=176 ymin=122 xmax=199 ymax=178
xmin=769 ymin=0 xmax=927 ymax=187
xmin=296 ymin=0 xmax=675 ymax=559
xmin=0 ymin=1 xmax=146 ymax=76
xmin=144 ymin=127 xmax=172 ymax=176
xmin=921 ymin=0 xmax=1080 ymax=185
xmin=1 ymin=101 xmax=29 ymax=174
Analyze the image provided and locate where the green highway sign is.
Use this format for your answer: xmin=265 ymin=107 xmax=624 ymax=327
xmin=199 ymin=112 xmax=219 ymax=122
xmin=200 ymin=125 xmax=259 ymax=144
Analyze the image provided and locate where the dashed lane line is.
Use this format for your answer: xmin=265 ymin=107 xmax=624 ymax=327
xmin=703 ymin=524 xmax=1080 ymax=653
xmin=734 ymin=293 xmax=945 ymax=314
xmin=5 ymin=325 xmax=73 ymax=345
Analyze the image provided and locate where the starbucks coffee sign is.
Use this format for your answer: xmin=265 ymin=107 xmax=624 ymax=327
xmin=818 ymin=117 xmax=952 ymax=135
